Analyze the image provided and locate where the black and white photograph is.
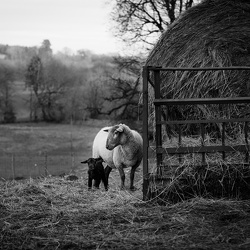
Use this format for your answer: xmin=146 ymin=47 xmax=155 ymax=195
xmin=1 ymin=0 xmax=250 ymax=249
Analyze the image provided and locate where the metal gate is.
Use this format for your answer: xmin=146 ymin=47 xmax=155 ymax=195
xmin=142 ymin=66 xmax=250 ymax=200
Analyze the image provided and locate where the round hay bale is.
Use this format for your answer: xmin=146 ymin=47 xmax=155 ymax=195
xmin=146 ymin=0 xmax=250 ymax=130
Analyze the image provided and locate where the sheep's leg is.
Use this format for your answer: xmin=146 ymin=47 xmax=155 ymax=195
xmin=130 ymin=162 xmax=140 ymax=190
xmin=130 ymin=166 xmax=136 ymax=190
xmin=104 ymin=166 xmax=112 ymax=187
xmin=118 ymin=168 xmax=125 ymax=190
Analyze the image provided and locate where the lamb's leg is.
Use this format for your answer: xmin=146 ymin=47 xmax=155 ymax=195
xmin=100 ymin=168 xmax=108 ymax=191
xmin=88 ymin=177 xmax=92 ymax=190
xmin=94 ymin=178 xmax=101 ymax=189
xmin=104 ymin=166 xmax=112 ymax=187
xmin=118 ymin=168 xmax=125 ymax=190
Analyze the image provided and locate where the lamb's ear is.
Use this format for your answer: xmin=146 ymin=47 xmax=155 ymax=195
xmin=81 ymin=160 xmax=88 ymax=164
xmin=96 ymin=157 xmax=103 ymax=162
xmin=103 ymin=129 xmax=109 ymax=132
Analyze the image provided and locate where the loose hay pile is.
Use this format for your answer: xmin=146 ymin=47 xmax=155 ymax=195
xmin=147 ymin=134 xmax=250 ymax=204
xmin=148 ymin=163 xmax=250 ymax=204
xmin=1 ymin=177 xmax=250 ymax=249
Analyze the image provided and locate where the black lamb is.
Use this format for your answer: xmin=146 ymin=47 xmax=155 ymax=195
xmin=81 ymin=157 xmax=108 ymax=191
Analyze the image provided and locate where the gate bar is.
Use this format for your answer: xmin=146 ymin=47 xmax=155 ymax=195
xmin=155 ymin=97 xmax=250 ymax=105
xmin=147 ymin=66 xmax=250 ymax=71
xmin=142 ymin=66 xmax=149 ymax=200
xmin=154 ymin=68 xmax=163 ymax=175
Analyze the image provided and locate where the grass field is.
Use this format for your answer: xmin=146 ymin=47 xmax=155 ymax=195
xmin=0 ymin=120 xmax=143 ymax=187
xmin=0 ymin=121 xmax=110 ymax=180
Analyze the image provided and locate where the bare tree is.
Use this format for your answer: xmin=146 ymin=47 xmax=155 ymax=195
xmin=108 ymin=0 xmax=201 ymax=120
xmin=0 ymin=62 xmax=16 ymax=123
xmin=25 ymin=55 xmax=43 ymax=121
xmin=111 ymin=0 xmax=199 ymax=49
xmin=104 ymin=56 xmax=142 ymax=119
xmin=26 ymin=55 xmax=74 ymax=122
xmin=39 ymin=39 xmax=52 ymax=61
xmin=84 ymin=78 xmax=105 ymax=119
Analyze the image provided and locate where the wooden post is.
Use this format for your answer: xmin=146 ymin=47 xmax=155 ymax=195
xmin=178 ymin=124 xmax=182 ymax=164
xmin=222 ymin=122 xmax=226 ymax=160
xmin=71 ymin=152 xmax=75 ymax=172
xmin=245 ymin=121 xmax=249 ymax=163
xmin=142 ymin=66 xmax=149 ymax=201
xmin=70 ymin=116 xmax=74 ymax=171
xmin=44 ymin=151 xmax=48 ymax=176
xmin=200 ymin=123 xmax=206 ymax=165
xmin=11 ymin=154 xmax=15 ymax=180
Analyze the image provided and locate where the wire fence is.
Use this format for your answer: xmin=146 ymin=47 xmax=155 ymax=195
xmin=0 ymin=151 xmax=83 ymax=180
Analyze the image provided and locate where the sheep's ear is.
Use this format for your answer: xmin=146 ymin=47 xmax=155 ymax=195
xmin=81 ymin=160 xmax=88 ymax=164
xmin=116 ymin=124 xmax=124 ymax=133
xmin=103 ymin=129 xmax=109 ymax=132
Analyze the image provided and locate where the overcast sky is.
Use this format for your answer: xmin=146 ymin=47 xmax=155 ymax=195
xmin=0 ymin=0 xmax=124 ymax=55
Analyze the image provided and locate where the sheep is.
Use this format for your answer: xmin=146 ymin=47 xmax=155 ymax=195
xmin=92 ymin=124 xmax=143 ymax=190
xmin=81 ymin=157 xmax=108 ymax=191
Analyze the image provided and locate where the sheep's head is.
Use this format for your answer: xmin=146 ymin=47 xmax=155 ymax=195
xmin=105 ymin=124 xmax=127 ymax=150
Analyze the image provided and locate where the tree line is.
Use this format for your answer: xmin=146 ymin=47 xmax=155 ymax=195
xmin=0 ymin=40 xmax=142 ymax=123
xmin=0 ymin=0 xmax=199 ymax=123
